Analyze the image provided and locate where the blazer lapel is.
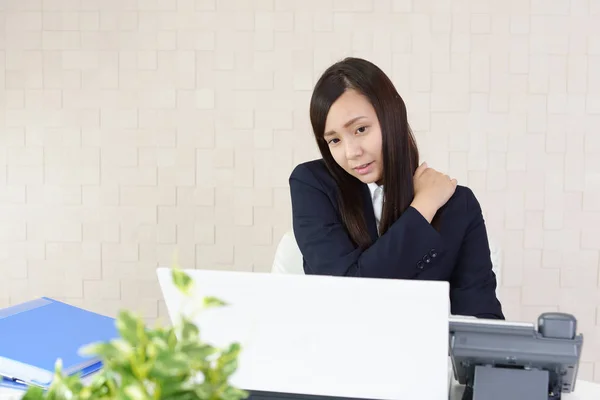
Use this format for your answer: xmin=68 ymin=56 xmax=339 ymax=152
xmin=360 ymin=184 xmax=379 ymax=242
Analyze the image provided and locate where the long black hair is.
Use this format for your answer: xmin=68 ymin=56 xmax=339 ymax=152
xmin=309 ymin=57 xmax=420 ymax=250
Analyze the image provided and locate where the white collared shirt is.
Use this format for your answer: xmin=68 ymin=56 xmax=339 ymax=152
xmin=367 ymin=182 xmax=383 ymax=233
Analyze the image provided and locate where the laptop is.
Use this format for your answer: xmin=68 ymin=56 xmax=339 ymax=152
xmin=156 ymin=268 xmax=450 ymax=400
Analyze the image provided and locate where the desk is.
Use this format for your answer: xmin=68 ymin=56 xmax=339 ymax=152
xmin=2 ymin=377 xmax=599 ymax=400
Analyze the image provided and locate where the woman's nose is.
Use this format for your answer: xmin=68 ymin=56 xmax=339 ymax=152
xmin=345 ymin=139 xmax=363 ymax=159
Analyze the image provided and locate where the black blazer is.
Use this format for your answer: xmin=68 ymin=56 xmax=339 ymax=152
xmin=289 ymin=159 xmax=504 ymax=320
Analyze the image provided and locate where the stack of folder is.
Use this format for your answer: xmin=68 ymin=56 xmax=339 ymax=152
xmin=0 ymin=297 xmax=119 ymax=391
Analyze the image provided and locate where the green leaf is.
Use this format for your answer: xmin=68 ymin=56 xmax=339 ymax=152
xmin=22 ymin=386 xmax=45 ymax=400
xmin=81 ymin=339 xmax=130 ymax=360
xmin=147 ymin=326 xmax=180 ymax=354
xmin=217 ymin=343 xmax=242 ymax=379
xmin=181 ymin=318 xmax=200 ymax=341
xmin=181 ymin=342 xmax=217 ymax=361
xmin=87 ymin=370 xmax=119 ymax=397
xmin=172 ymin=268 xmax=193 ymax=295
xmin=60 ymin=372 xmax=84 ymax=392
xmin=80 ymin=339 xmax=135 ymax=375
xmin=167 ymin=328 xmax=179 ymax=350
xmin=220 ymin=357 xmax=239 ymax=380
xmin=123 ymin=382 xmax=149 ymax=400
xmin=203 ymin=296 xmax=228 ymax=308
xmin=222 ymin=343 xmax=242 ymax=360
xmin=159 ymin=379 xmax=199 ymax=400
xmin=150 ymin=352 xmax=191 ymax=379
xmin=193 ymin=384 xmax=213 ymax=400
xmin=147 ymin=326 xmax=169 ymax=342
xmin=45 ymin=376 xmax=78 ymax=400
xmin=54 ymin=358 xmax=64 ymax=374
xmin=116 ymin=310 xmax=147 ymax=345
xmin=221 ymin=385 xmax=250 ymax=400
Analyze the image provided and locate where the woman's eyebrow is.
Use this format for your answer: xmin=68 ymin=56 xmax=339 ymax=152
xmin=324 ymin=116 xmax=367 ymax=137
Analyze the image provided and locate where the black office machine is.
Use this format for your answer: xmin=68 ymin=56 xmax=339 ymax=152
xmin=449 ymin=312 xmax=584 ymax=400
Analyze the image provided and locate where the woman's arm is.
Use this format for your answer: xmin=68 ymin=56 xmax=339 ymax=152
xmin=449 ymin=188 xmax=504 ymax=320
xmin=289 ymin=163 xmax=444 ymax=279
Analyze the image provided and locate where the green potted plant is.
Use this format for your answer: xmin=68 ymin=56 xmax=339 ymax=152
xmin=21 ymin=268 xmax=249 ymax=400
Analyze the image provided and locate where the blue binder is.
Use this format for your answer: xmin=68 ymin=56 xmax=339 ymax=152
xmin=0 ymin=376 xmax=28 ymax=390
xmin=0 ymin=297 xmax=119 ymax=389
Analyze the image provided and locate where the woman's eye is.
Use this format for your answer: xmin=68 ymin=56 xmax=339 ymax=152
xmin=328 ymin=138 xmax=340 ymax=144
xmin=357 ymin=126 xmax=368 ymax=134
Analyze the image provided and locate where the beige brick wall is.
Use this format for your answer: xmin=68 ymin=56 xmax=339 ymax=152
xmin=1 ymin=0 xmax=600 ymax=383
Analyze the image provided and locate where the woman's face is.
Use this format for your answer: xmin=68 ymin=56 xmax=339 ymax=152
xmin=323 ymin=89 xmax=383 ymax=185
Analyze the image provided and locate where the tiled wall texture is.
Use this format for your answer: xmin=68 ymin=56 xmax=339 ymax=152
xmin=1 ymin=0 xmax=600 ymax=382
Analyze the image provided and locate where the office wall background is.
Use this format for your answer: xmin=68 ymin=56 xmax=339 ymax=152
xmin=1 ymin=0 xmax=600 ymax=382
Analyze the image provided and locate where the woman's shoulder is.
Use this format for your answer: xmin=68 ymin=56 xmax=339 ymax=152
xmin=443 ymin=184 xmax=484 ymax=218
xmin=290 ymin=158 xmax=327 ymax=179
xmin=289 ymin=160 xmax=485 ymax=216
xmin=289 ymin=159 xmax=336 ymax=190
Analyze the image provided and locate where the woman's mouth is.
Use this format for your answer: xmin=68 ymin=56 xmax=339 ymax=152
xmin=354 ymin=162 xmax=373 ymax=175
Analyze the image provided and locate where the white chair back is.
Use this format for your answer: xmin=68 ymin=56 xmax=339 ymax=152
xmin=271 ymin=230 xmax=305 ymax=274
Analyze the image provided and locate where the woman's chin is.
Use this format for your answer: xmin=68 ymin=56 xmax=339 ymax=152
xmin=353 ymin=171 xmax=381 ymax=185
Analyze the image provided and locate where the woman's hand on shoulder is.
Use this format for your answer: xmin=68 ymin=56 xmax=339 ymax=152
xmin=410 ymin=162 xmax=458 ymax=223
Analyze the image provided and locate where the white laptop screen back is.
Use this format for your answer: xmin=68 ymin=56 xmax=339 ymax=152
xmin=157 ymin=268 xmax=450 ymax=400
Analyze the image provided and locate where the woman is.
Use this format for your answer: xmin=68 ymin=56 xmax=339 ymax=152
xmin=289 ymin=57 xmax=504 ymax=320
